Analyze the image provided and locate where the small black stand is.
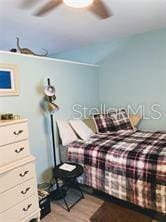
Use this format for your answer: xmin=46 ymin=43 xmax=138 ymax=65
xmin=50 ymin=178 xmax=66 ymax=201
xmin=53 ymin=162 xmax=84 ymax=212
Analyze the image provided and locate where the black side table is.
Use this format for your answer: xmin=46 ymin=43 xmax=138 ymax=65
xmin=53 ymin=162 xmax=84 ymax=212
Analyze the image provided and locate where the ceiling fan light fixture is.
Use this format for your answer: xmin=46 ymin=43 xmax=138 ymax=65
xmin=63 ymin=0 xmax=94 ymax=8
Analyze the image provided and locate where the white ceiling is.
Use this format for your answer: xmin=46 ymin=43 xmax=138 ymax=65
xmin=0 ymin=0 xmax=166 ymax=55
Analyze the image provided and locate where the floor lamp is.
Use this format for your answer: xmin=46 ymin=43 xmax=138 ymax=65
xmin=44 ymin=78 xmax=60 ymax=198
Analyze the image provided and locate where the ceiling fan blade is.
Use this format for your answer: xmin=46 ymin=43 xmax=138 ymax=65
xmin=88 ymin=0 xmax=112 ymax=19
xmin=35 ymin=0 xmax=62 ymax=16
xmin=20 ymin=0 xmax=39 ymax=8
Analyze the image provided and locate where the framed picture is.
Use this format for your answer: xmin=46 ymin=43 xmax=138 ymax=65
xmin=0 ymin=64 xmax=19 ymax=96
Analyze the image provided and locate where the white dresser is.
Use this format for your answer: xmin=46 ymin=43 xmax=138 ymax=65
xmin=0 ymin=119 xmax=40 ymax=222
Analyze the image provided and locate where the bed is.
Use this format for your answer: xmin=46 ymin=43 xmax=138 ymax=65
xmin=67 ymin=129 xmax=166 ymax=215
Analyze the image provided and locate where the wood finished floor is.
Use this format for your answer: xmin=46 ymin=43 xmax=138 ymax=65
xmin=41 ymin=194 xmax=103 ymax=222
xmin=41 ymin=193 xmax=159 ymax=222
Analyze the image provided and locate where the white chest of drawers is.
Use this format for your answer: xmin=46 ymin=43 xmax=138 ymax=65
xmin=0 ymin=119 xmax=40 ymax=222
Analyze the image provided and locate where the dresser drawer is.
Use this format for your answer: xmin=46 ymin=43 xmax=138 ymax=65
xmin=0 ymin=195 xmax=39 ymax=222
xmin=0 ymin=140 xmax=30 ymax=166
xmin=0 ymin=178 xmax=37 ymax=213
xmin=0 ymin=122 xmax=29 ymax=146
xmin=0 ymin=162 xmax=36 ymax=193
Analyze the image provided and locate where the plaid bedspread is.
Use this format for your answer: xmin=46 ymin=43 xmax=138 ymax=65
xmin=67 ymin=130 xmax=166 ymax=214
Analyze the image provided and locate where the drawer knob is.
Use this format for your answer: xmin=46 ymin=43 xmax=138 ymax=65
xmin=21 ymin=187 xmax=30 ymax=195
xmin=13 ymin=130 xmax=23 ymax=135
xmin=15 ymin=147 xmax=24 ymax=153
xmin=23 ymin=204 xmax=32 ymax=211
xmin=19 ymin=170 xmax=29 ymax=177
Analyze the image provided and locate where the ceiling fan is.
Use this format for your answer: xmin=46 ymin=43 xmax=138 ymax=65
xmin=31 ymin=0 xmax=112 ymax=19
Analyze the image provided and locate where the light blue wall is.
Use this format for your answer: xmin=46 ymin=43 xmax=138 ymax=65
xmin=0 ymin=52 xmax=99 ymax=182
xmin=1 ymin=28 xmax=166 ymax=182
xmin=51 ymin=38 xmax=129 ymax=64
xmin=99 ymin=28 xmax=166 ymax=130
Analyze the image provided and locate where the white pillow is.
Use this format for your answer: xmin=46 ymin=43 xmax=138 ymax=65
xmin=57 ymin=120 xmax=78 ymax=146
xmin=69 ymin=119 xmax=94 ymax=140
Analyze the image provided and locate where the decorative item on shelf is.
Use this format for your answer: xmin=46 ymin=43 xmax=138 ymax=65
xmin=0 ymin=64 xmax=19 ymax=96
xmin=16 ymin=37 xmax=48 ymax=56
xmin=1 ymin=113 xmax=21 ymax=120
xmin=1 ymin=113 xmax=14 ymax=120
xmin=10 ymin=48 xmax=17 ymax=53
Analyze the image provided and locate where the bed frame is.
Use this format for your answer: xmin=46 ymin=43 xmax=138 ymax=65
xmin=57 ymin=124 xmax=166 ymax=221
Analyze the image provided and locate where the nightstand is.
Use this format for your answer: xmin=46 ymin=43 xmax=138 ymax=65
xmin=52 ymin=162 xmax=84 ymax=212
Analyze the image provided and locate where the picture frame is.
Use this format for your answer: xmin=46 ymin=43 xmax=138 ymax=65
xmin=0 ymin=64 xmax=19 ymax=96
